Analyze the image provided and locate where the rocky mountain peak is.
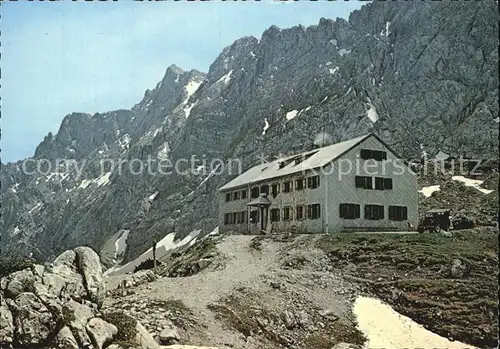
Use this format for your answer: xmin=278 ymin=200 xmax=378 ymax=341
xmin=1 ymin=1 xmax=498 ymax=268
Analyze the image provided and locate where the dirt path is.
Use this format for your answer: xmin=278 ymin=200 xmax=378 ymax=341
xmin=104 ymin=235 xmax=283 ymax=347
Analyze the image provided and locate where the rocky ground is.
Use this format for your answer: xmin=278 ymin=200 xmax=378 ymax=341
xmin=1 ymin=226 xmax=497 ymax=348
xmin=102 ymin=228 xmax=498 ymax=349
xmin=417 ymin=161 xmax=499 ymax=225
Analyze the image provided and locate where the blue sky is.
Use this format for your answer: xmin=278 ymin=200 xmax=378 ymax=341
xmin=1 ymin=1 xmax=364 ymax=163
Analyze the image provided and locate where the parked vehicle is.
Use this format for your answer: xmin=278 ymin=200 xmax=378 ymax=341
xmin=418 ymin=209 xmax=451 ymax=233
xmin=451 ymin=216 xmax=475 ymax=230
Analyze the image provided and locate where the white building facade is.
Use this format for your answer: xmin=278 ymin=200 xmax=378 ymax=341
xmin=218 ymin=133 xmax=418 ymax=234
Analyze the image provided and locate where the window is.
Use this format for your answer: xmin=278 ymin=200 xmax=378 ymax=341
xmin=307 ymin=175 xmax=320 ymax=189
xmin=296 ymin=205 xmax=305 ymax=220
xmin=241 ymin=189 xmax=248 ymax=199
xmin=339 ymin=203 xmax=360 ymax=219
xmin=271 ymin=183 xmax=280 ymax=198
xmin=360 ymin=149 xmax=387 ymax=161
xmin=295 ymin=178 xmax=305 ymax=191
xmin=283 ymin=181 xmax=292 ymax=193
xmin=365 ymin=205 xmax=385 ymax=220
xmin=233 ymin=212 xmax=239 ymax=224
xmin=224 ymin=213 xmax=231 ymax=225
xmin=260 ymin=184 xmax=269 ymax=196
xmin=283 ymin=206 xmax=292 ymax=221
xmin=307 ymin=204 xmax=321 ymax=219
xmin=225 ymin=193 xmax=232 ymax=202
xmin=233 ymin=191 xmax=240 ymax=200
xmin=250 ymin=210 xmax=259 ymax=223
xmin=251 ymin=187 xmax=260 ymax=198
xmin=389 ymin=206 xmax=407 ymax=221
xmin=242 ymin=212 xmax=247 ymax=223
xmin=355 ymin=176 xmax=373 ymax=189
xmin=270 ymin=208 xmax=280 ymax=222
xmin=375 ymin=177 xmax=393 ymax=190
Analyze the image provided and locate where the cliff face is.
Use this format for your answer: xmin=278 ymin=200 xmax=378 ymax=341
xmin=1 ymin=1 xmax=498 ymax=263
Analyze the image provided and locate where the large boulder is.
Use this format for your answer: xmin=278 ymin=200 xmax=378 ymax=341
xmin=0 ymin=246 xmax=108 ymax=348
xmin=10 ymin=292 xmax=58 ymax=346
xmin=451 ymin=259 xmax=468 ymax=278
xmin=0 ymin=299 xmax=14 ymax=346
xmin=86 ymin=318 xmax=118 ymax=349
xmin=55 ymin=326 xmax=79 ymax=349
xmin=74 ymin=247 xmax=105 ymax=308
xmin=104 ymin=312 xmax=160 ymax=349
xmin=44 ymin=264 xmax=87 ymax=300
xmin=134 ymin=321 xmax=161 ymax=349
xmin=53 ymin=250 xmax=77 ymax=267
xmin=159 ymin=327 xmax=180 ymax=345
xmin=4 ymin=269 xmax=37 ymax=298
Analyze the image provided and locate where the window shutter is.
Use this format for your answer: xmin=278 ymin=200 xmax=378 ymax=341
xmin=366 ymin=177 xmax=373 ymax=189
xmin=379 ymin=206 xmax=384 ymax=219
xmin=384 ymin=178 xmax=393 ymax=190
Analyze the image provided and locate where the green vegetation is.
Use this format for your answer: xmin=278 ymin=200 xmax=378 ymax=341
xmin=153 ymin=298 xmax=190 ymax=313
xmin=159 ymin=235 xmax=221 ymax=277
xmin=102 ymin=312 xmax=139 ymax=349
xmin=209 ymin=292 xmax=366 ymax=349
xmin=312 ymin=228 xmax=499 ymax=348
xmin=0 ymin=259 xmax=34 ymax=278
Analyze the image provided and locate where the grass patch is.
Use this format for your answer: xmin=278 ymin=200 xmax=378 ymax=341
xmin=159 ymin=236 xmax=221 ymax=277
xmin=153 ymin=298 xmax=190 ymax=313
xmin=102 ymin=312 xmax=138 ymax=349
xmin=209 ymin=292 xmax=366 ymax=349
xmin=311 ymin=228 xmax=498 ymax=348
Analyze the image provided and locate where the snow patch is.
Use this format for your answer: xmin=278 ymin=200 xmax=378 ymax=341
xmin=366 ymin=99 xmax=379 ymax=123
xmin=452 ymin=176 xmax=493 ymax=194
xmin=329 ymin=66 xmax=339 ymax=75
xmin=78 ymin=179 xmax=92 ymax=190
xmin=262 ymin=118 xmax=270 ymax=135
xmin=380 ymin=21 xmax=391 ymax=37
xmin=197 ymin=164 xmax=222 ymax=189
xmin=114 ymin=230 xmax=129 ymax=263
xmin=434 ymin=150 xmax=450 ymax=161
xmin=418 ymin=185 xmax=441 ymax=197
xmin=29 ymin=202 xmax=43 ymax=214
xmin=12 ymin=226 xmax=21 ymax=236
xmin=250 ymin=51 xmax=256 ymax=58
xmin=110 ymin=230 xmax=201 ymax=275
xmin=148 ymin=191 xmax=159 ymax=201
xmin=494 ymin=117 xmax=499 ymax=123
xmin=184 ymin=80 xmax=202 ymax=99
xmin=158 ymin=141 xmax=170 ymax=160
xmin=207 ymin=226 xmax=219 ymax=237
xmin=183 ymin=101 xmax=198 ymax=118
xmin=217 ymin=70 xmax=233 ymax=85
xmin=354 ymin=296 xmax=476 ymax=349
xmin=338 ymin=48 xmax=351 ymax=56
xmin=118 ymin=134 xmax=132 ymax=150
xmin=325 ymin=61 xmax=333 ymax=66
xmin=96 ymin=172 xmax=112 ymax=187
xmin=286 ymin=110 xmax=299 ymax=121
